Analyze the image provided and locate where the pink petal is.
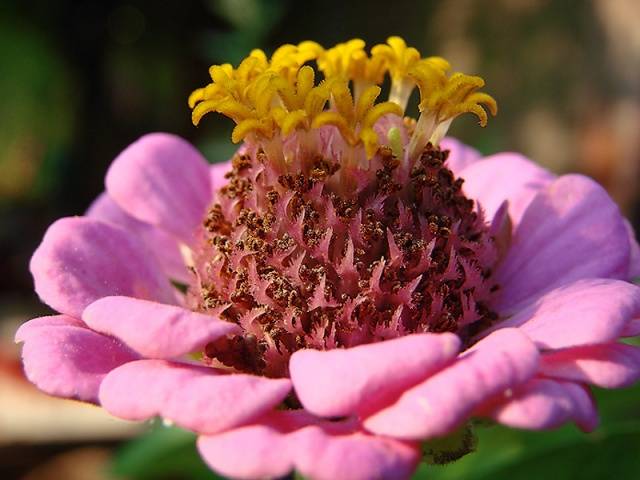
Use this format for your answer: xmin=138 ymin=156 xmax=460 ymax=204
xmin=106 ymin=133 xmax=212 ymax=244
xmin=83 ymin=296 xmax=240 ymax=359
xmin=440 ymin=137 xmax=482 ymax=175
xmin=487 ymin=279 xmax=640 ymax=349
xmin=485 ymin=378 xmax=598 ymax=432
xmin=295 ymin=425 xmax=419 ymax=480
xmin=622 ymin=319 xmax=640 ymax=337
xmin=99 ymin=359 xmax=291 ymax=434
xmin=198 ymin=411 xmax=420 ymax=480
xmin=539 ymin=343 xmax=640 ymax=388
xmin=30 ymin=217 xmax=176 ymax=318
xmin=496 ymin=175 xmax=630 ymax=311
xmin=211 ymin=161 xmax=231 ymax=192
xmin=87 ymin=193 xmax=189 ymax=283
xmin=459 ymin=152 xmax=554 ymax=225
xmin=16 ymin=315 xmax=138 ymax=403
xmin=290 ymin=333 xmax=460 ymax=418
xmin=363 ymin=328 xmax=538 ymax=440
xmin=625 ymin=219 xmax=640 ymax=279
xmin=15 ymin=314 xmax=84 ymax=341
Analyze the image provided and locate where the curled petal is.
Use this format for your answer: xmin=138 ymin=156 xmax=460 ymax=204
xmin=290 ymin=333 xmax=460 ymax=418
xmin=16 ymin=315 xmax=138 ymax=403
xmin=539 ymin=343 xmax=640 ymax=388
xmin=459 ymin=152 xmax=554 ymax=225
xmin=99 ymin=360 xmax=291 ymax=434
xmin=30 ymin=217 xmax=176 ymax=318
xmin=87 ymin=193 xmax=189 ymax=283
xmin=496 ymin=175 xmax=630 ymax=311
xmin=485 ymin=378 xmax=598 ymax=432
xmin=83 ymin=296 xmax=240 ymax=359
xmin=487 ymin=279 xmax=640 ymax=349
xmin=106 ymin=133 xmax=212 ymax=244
xmin=198 ymin=410 xmax=420 ymax=480
xmin=363 ymin=328 xmax=539 ymax=440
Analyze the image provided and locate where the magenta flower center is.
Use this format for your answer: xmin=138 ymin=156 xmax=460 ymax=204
xmin=189 ymin=142 xmax=501 ymax=378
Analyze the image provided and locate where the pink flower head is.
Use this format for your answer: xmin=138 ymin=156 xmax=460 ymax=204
xmin=17 ymin=37 xmax=640 ymax=480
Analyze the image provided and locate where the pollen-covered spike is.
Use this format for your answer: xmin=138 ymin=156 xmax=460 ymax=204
xmin=238 ymin=307 xmax=268 ymax=339
xmin=308 ymin=274 xmax=339 ymax=311
xmin=369 ymin=259 xmax=386 ymax=296
xmin=386 ymin=229 xmax=403 ymax=266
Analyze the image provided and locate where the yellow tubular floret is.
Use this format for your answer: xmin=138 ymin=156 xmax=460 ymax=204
xmin=410 ymin=65 xmax=497 ymax=126
xmin=188 ymin=36 xmax=497 ymax=165
xmin=317 ymin=39 xmax=366 ymax=79
xmin=371 ymin=36 xmax=421 ymax=82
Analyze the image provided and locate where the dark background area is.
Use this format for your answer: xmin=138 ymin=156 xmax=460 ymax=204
xmin=1 ymin=1 xmax=639 ymax=478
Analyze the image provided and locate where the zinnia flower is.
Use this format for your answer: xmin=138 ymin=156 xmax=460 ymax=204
xmin=17 ymin=37 xmax=640 ymax=480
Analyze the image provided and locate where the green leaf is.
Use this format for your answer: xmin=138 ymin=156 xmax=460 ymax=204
xmin=111 ymin=423 xmax=224 ymax=480
xmin=413 ymin=421 xmax=640 ymax=479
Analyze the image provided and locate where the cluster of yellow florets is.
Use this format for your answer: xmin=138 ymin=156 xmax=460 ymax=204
xmin=189 ymin=36 xmax=497 ymax=161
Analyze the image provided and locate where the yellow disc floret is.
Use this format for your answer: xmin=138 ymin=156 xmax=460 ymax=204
xmin=188 ymin=36 xmax=497 ymax=166
xmin=312 ymin=79 xmax=402 ymax=158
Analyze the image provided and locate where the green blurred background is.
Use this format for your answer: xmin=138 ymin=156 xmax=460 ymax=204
xmin=1 ymin=0 xmax=639 ymax=478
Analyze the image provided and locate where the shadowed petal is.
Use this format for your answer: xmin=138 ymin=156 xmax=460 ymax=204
xmin=539 ymin=343 xmax=640 ymax=388
xmin=623 ymin=319 xmax=640 ymax=337
xmin=198 ymin=410 xmax=420 ymax=480
xmin=106 ymin=133 xmax=212 ymax=244
xmin=440 ymin=137 xmax=482 ymax=175
xmin=290 ymin=333 xmax=460 ymax=418
xmin=87 ymin=193 xmax=189 ymax=283
xmin=625 ymin=219 xmax=640 ymax=279
xmin=496 ymin=175 xmax=630 ymax=311
xmin=486 ymin=279 xmax=640 ymax=349
xmin=16 ymin=315 xmax=138 ymax=403
xmin=459 ymin=152 xmax=554 ymax=225
xmin=83 ymin=296 xmax=240 ymax=359
xmin=30 ymin=217 xmax=177 ymax=318
xmin=99 ymin=360 xmax=291 ymax=434
xmin=485 ymin=378 xmax=598 ymax=432
xmin=363 ymin=329 xmax=538 ymax=440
